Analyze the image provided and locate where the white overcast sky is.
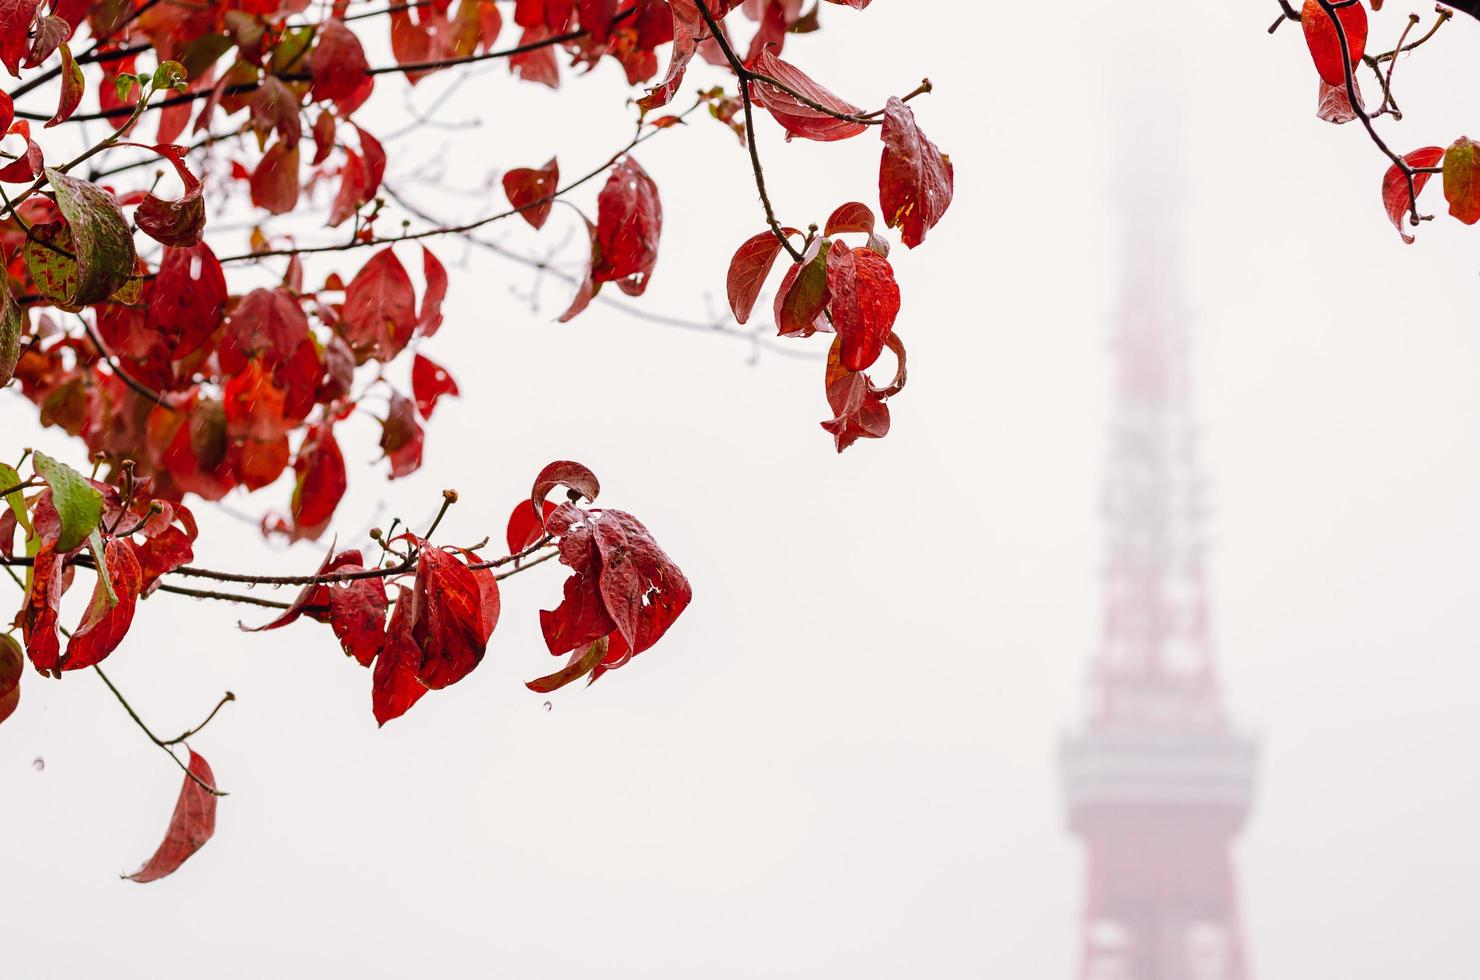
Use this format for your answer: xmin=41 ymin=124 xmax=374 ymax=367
xmin=6 ymin=3 xmax=1480 ymax=977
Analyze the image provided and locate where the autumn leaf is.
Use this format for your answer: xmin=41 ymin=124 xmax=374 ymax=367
xmin=379 ymin=392 xmax=425 ymax=478
xmin=341 ymin=247 xmax=417 ymax=362
xmin=727 ymin=229 xmax=797 ymax=324
xmin=592 ymin=509 xmax=691 ymax=655
xmin=43 ymin=168 xmax=137 ymax=306
xmin=126 ymin=750 xmax=218 ymax=883
xmin=328 ymin=572 xmax=389 ymax=667
xmin=310 ymin=19 xmax=371 ymax=103
xmin=506 ymin=498 xmax=557 ymax=554
xmin=61 ymin=537 xmax=143 ymax=672
xmin=372 ymin=585 xmax=427 ymax=725
xmin=502 ymin=157 xmax=560 ymax=229
xmin=774 ymin=240 xmax=830 ymax=337
xmin=1301 ymin=0 xmax=1367 ymax=87
xmin=826 ymin=244 xmax=900 ymax=372
xmin=45 ymin=41 xmax=83 ymax=128
xmin=594 ymin=156 xmax=662 ymax=296
xmin=1443 ymin=136 xmax=1480 ymax=225
xmin=0 ymin=634 xmax=20 ymax=725
xmin=416 ymin=246 xmax=447 ymax=336
xmin=0 ymin=274 xmax=21 ymax=389
xmin=250 ymin=139 xmax=300 ymax=215
xmin=411 ymin=353 xmax=459 ymax=418
xmin=1381 ymin=146 xmax=1444 ymax=243
xmin=532 ymin=460 xmax=601 ymax=518
xmin=820 ymin=331 xmax=905 ymax=453
xmin=288 ymin=424 xmax=347 ymax=541
xmin=879 ymin=97 xmax=953 ymax=248
xmin=134 ymin=143 xmax=206 ymax=247
xmin=744 ymin=46 xmax=866 ymax=142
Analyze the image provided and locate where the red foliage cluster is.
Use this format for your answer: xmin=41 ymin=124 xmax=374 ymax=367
xmin=1287 ymin=0 xmax=1480 ymax=243
xmin=0 ymin=0 xmax=950 ymax=880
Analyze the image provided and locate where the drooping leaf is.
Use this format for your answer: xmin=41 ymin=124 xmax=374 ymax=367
xmin=1316 ymin=77 xmax=1360 ymax=125
xmin=0 ymin=634 xmax=21 ymax=725
xmin=826 ymin=244 xmax=899 ymax=372
xmin=61 ymin=537 xmax=142 ymax=671
xmin=821 ymin=330 xmax=904 ymax=452
xmin=1301 ymin=0 xmax=1367 ymax=87
xmin=774 ymin=239 xmax=831 ymax=337
xmin=1443 ymin=136 xmax=1480 ymax=225
xmin=310 ymin=19 xmax=371 ymax=102
xmin=328 ymin=571 xmax=388 ymax=667
xmin=879 ymin=97 xmax=953 ymax=248
xmin=592 ymin=509 xmax=691 ymax=655
xmin=126 ymin=750 xmax=217 ymax=883
xmin=20 ymin=544 xmax=63 ymax=675
xmin=416 ymin=246 xmax=447 ymax=336
xmin=341 ymin=247 xmax=416 ymax=362
xmin=372 ymin=586 xmax=427 ymax=725
xmin=526 ymin=634 xmax=607 ymax=693
xmin=411 ymin=353 xmax=459 ymax=418
xmin=134 ymin=143 xmax=206 ymax=247
xmin=44 ymin=168 xmax=137 ymax=305
xmin=0 ymin=0 xmax=41 ymax=76
xmin=744 ymin=46 xmax=866 ymax=142
xmin=502 ymin=157 xmax=559 ymax=229
xmin=637 ymin=0 xmax=700 ymax=111
xmin=506 ymin=498 xmax=557 ymax=554
xmin=407 ymin=544 xmax=488 ymax=690
xmin=1381 ymin=146 xmax=1444 ymax=243
xmin=727 ymin=229 xmax=796 ymax=324
xmin=246 ymin=546 xmax=364 ymax=633
xmin=594 ymin=156 xmax=662 ymax=296
xmin=45 ymin=41 xmax=84 ymax=128
xmin=249 ymin=139 xmax=300 ymax=215
xmin=288 ymin=424 xmax=346 ymax=540
xmin=0 ymin=274 xmax=21 ymax=389
xmin=32 ymin=451 xmax=102 ymax=553
xmin=379 ymin=392 xmax=424 ymax=478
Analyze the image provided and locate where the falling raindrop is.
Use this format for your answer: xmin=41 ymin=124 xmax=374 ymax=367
xmin=32 ymin=757 xmax=44 ymax=772
xmin=543 ymin=701 xmax=552 ymax=712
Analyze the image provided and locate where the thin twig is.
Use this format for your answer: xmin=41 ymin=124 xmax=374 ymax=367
xmin=93 ymin=666 xmax=228 ymax=796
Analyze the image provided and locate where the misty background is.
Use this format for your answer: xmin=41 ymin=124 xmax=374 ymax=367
xmin=5 ymin=3 xmax=1480 ymax=976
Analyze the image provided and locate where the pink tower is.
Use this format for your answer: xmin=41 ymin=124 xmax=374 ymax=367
xmin=1059 ymin=171 xmax=1259 ymax=977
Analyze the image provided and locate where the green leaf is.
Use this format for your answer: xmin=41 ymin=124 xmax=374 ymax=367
xmin=153 ymin=59 xmax=187 ymax=91
xmin=114 ymin=73 xmax=138 ymax=103
xmin=271 ymin=26 xmax=315 ymax=74
xmin=43 ymin=169 xmax=137 ymax=306
xmin=0 ymin=462 xmax=32 ymax=535
xmin=24 ymin=223 xmax=82 ymax=311
xmin=0 ymin=275 xmax=21 ymax=389
xmin=88 ymin=527 xmax=118 ymax=608
xmin=31 ymin=451 xmax=103 ymax=553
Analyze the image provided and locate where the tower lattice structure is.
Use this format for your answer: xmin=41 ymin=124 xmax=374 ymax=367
xmin=1060 ymin=217 xmax=1259 ymax=978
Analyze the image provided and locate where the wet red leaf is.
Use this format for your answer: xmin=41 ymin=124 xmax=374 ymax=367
xmin=879 ymin=97 xmax=953 ymax=248
xmin=126 ymin=750 xmax=217 ymax=883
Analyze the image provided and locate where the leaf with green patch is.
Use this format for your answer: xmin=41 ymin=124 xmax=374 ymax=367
xmin=43 ymin=168 xmax=136 ymax=305
xmin=0 ymin=275 xmax=20 ymax=388
xmin=31 ymin=451 xmax=102 ymax=552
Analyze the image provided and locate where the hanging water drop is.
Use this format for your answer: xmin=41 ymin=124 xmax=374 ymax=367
xmin=32 ymin=757 xmax=44 ymax=772
xmin=543 ymin=701 xmax=552 ymax=712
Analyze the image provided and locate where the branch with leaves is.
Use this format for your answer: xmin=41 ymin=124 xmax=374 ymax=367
xmin=0 ymin=0 xmax=955 ymax=883
xmin=1271 ymin=0 xmax=1480 ymax=242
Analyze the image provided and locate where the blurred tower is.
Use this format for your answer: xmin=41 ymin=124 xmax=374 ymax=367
xmin=1059 ymin=116 xmax=1259 ymax=976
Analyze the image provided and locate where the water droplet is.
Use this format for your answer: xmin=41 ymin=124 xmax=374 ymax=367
xmin=543 ymin=701 xmax=552 ymax=712
xmin=32 ymin=757 xmax=44 ymax=772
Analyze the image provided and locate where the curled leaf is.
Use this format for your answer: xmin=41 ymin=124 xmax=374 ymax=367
xmin=126 ymin=750 xmax=218 ymax=883
xmin=532 ymin=460 xmax=600 ymax=519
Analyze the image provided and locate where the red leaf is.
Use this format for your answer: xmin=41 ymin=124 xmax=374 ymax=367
xmin=288 ymin=424 xmax=346 ymax=540
xmin=45 ymin=41 xmax=83 ymax=127
xmin=879 ymin=97 xmax=953 ymax=248
xmin=126 ymin=750 xmax=217 ymax=883
xmin=826 ymin=244 xmax=899 ymax=372
xmin=637 ymin=0 xmax=701 ymax=111
xmin=310 ymin=19 xmax=371 ymax=102
xmin=0 ymin=634 xmax=22 ymax=725
xmin=1302 ymin=0 xmax=1367 ymax=87
xmin=1381 ymin=146 xmax=1444 ymax=244
xmin=821 ymin=331 xmax=904 ymax=453
xmin=557 ymin=213 xmax=600 ymax=322
xmin=411 ymin=353 xmax=459 ymax=418
xmin=824 ymin=201 xmax=875 ymax=236
xmin=341 ymin=247 xmax=416 ymax=361
xmin=245 ymin=546 xmax=365 ymax=632
xmin=406 ymin=544 xmax=487 ymax=689
xmin=592 ymin=509 xmax=691 ymax=655
xmin=506 ymin=498 xmax=557 ymax=554
xmin=502 ymin=157 xmax=559 ymax=230
xmin=526 ymin=634 xmax=606 ymax=693
xmin=372 ymin=585 xmax=427 ymax=725
xmin=510 ymin=25 xmax=561 ymax=87
xmin=744 ymin=46 xmax=866 ymax=142
xmin=329 ymin=572 xmax=388 ymax=667
xmin=416 ymin=245 xmax=447 ymax=336
xmin=532 ymin=460 xmax=601 ymax=518
xmin=60 ymin=537 xmax=142 ymax=671
xmin=594 ymin=156 xmax=662 ymax=296
xmin=134 ymin=143 xmax=206 ymax=247
xmin=0 ymin=0 xmax=40 ymax=76
xmin=380 ymin=392 xmax=425 ymax=478
xmin=222 ymin=287 xmax=310 ymax=369
xmin=577 ymin=0 xmax=618 ymax=41
xmin=727 ymin=229 xmax=795 ymax=324
xmin=148 ymin=242 xmax=226 ymax=360
xmin=20 ymin=544 xmax=63 ymax=677
xmin=249 ymin=139 xmax=299 ymax=215
xmin=540 ymin=561 xmax=617 ymax=655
